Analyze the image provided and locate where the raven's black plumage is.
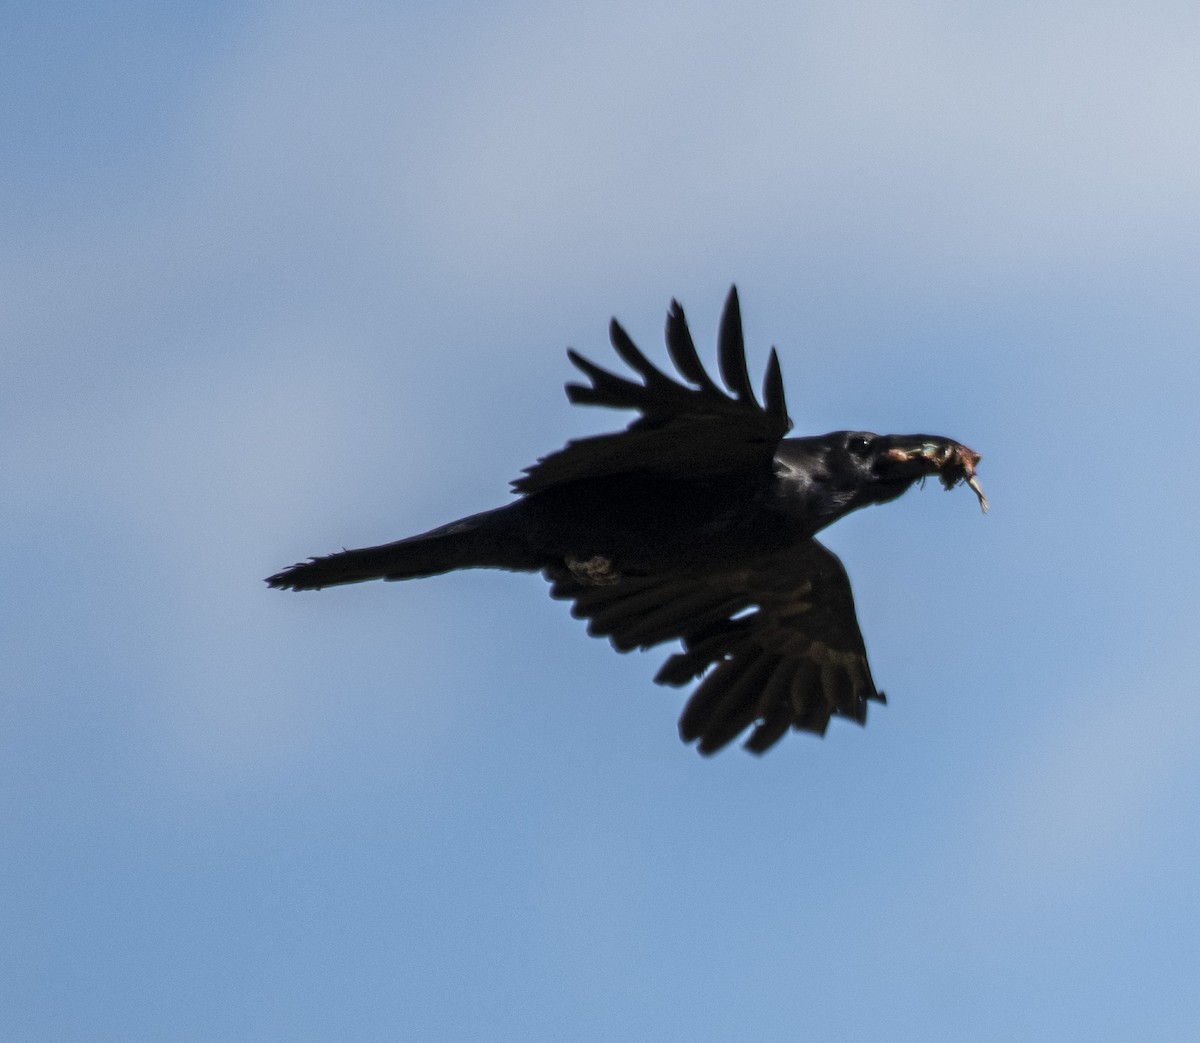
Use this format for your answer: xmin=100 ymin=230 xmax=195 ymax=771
xmin=268 ymin=287 xmax=985 ymax=755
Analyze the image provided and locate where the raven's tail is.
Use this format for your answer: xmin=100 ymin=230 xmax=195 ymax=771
xmin=266 ymin=506 xmax=537 ymax=591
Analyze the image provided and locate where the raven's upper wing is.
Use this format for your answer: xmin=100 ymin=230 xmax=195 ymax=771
xmin=513 ymin=286 xmax=792 ymax=494
xmin=546 ymin=540 xmax=882 ymax=755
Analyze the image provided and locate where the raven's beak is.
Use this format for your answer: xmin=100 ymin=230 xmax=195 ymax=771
xmin=884 ymin=437 xmax=988 ymax=513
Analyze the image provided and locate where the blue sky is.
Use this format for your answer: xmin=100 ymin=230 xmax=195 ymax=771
xmin=4 ymin=1 xmax=1199 ymax=1039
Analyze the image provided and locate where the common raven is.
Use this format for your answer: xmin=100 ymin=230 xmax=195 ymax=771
xmin=268 ymin=287 xmax=985 ymax=754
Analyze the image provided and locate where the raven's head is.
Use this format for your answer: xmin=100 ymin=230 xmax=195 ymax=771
xmin=776 ymin=431 xmax=986 ymax=532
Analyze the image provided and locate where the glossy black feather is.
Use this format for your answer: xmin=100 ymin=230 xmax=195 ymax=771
xmin=267 ymin=287 xmax=980 ymax=756
xmin=665 ymin=299 xmax=719 ymax=391
xmin=716 ymin=286 xmax=755 ymax=403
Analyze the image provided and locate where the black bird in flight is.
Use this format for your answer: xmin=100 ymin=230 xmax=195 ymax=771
xmin=268 ymin=287 xmax=985 ymax=755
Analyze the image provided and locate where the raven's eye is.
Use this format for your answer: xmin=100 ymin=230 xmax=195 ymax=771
xmin=848 ymin=435 xmax=873 ymax=455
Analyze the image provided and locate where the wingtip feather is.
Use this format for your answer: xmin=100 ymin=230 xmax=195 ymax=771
xmin=717 ymin=285 xmax=756 ymax=404
xmin=762 ymin=348 xmax=790 ymax=427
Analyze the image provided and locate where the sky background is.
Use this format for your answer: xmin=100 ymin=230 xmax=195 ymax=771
xmin=4 ymin=1 xmax=1200 ymax=1039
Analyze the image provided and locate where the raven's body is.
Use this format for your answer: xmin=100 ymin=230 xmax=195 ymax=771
xmin=269 ymin=288 xmax=984 ymax=754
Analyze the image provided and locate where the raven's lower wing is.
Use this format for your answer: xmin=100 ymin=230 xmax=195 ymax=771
xmin=514 ymin=286 xmax=792 ymax=494
xmin=547 ymin=540 xmax=882 ymax=755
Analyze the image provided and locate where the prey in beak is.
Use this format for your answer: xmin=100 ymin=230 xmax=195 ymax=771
xmin=885 ymin=439 xmax=988 ymax=513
